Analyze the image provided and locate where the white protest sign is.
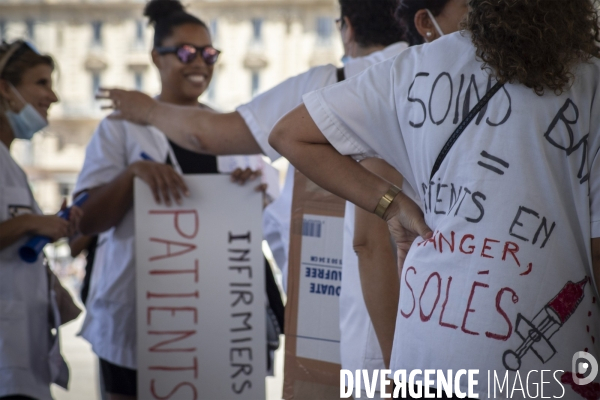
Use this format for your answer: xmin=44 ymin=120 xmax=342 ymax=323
xmin=135 ymin=175 xmax=266 ymax=400
xmin=295 ymin=214 xmax=343 ymax=364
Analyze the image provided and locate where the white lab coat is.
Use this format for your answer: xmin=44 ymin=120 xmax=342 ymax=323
xmin=0 ymin=141 xmax=69 ymax=399
xmin=75 ymin=119 xmax=266 ymax=369
xmin=237 ymin=42 xmax=409 ymax=375
xmin=238 ymin=42 xmax=409 ymax=291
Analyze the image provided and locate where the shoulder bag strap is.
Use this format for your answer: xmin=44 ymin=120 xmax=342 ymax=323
xmin=336 ymin=67 xmax=346 ymax=83
xmin=430 ymin=81 xmax=504 ymax=180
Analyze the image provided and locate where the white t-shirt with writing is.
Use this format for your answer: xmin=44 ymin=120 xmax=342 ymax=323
xmin=304 ymin=31 xmax=600 ymax=398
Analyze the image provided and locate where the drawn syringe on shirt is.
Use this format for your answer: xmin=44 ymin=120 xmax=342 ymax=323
xmin=503 ymin=277 xmax=588 ymax=371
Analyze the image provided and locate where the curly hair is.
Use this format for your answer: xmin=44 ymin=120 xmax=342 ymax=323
xmin=466 ymin=0 xmax=600 ymax=95
xmin=340 ymin=0 xmax=405 ymax=47
xmin=395 ymin=0 xmax=453 ymax=46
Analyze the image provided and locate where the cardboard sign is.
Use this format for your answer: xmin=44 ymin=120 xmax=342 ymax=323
xmin=135 ymin=175 xmax=266 ymax=400
xmin=283 ymin=170 xmax=345 ymax=399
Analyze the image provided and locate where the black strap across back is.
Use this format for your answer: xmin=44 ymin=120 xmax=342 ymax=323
xmin=429 ymin=81 xmax=504 ymax=181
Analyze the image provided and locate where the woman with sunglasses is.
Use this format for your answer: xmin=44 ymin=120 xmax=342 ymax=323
xmin=0 ymin=40 xmax=82 ymax=400
xmin=73 ymin=1 xmax=252 ymax=398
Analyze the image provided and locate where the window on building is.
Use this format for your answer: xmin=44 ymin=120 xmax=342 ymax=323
xmin=251 ymin=71 xmax=260 ymax=97
xmin=210 ymin=19 xmax=218 ymax=41
xmin=92 ymin=21 xmax=103 ymax=47
xmin=251 ymin=18 xmax=262 ymax=42
xmin=92 ymin=72 xmax=101 ymax=98
xmin=26 ymin=19 xmax=35 ymax=42
xmin=134 ymin=72 xmax=143 ymax=91
xmin=135 ymin=20 xmax=145 ymax=46
xmin=0 ymin=20 xmax=6 ymax=42
xmin=58 ymin=183 xmax=73 ymax=198
xmin=56 ymin=27 xmax=64 ymax=48
xmin=316 ymin=17 xmax=332 ymax=43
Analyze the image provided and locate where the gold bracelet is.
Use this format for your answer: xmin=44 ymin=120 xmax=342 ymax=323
xmin=374 ymin=185 xmax=402 ymax=219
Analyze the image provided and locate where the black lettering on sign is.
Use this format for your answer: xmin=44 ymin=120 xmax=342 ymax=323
xmin=448 ymin=184 xmax=464 ymax=215
xmin=509 ymin=206 xmax=539 ymax=242
xmin=475 ymin=76 xmax=493 ymax=125
xmin=544 ymin=98 xmax=589 ymax=184
xmin=429 ymin=72 xmax=453 ymax=125
xmin=422 ymin=180 xmax=435 ymax=213
xmin=462 ymin=75 xmax=482 ymax=124
xmin=466 ymin=191 xmax=486 ymax=223
xmin=478 ymin=151 xmax=510 ymax=175
xmin=408 ymin=72 xmax=430 ymax=128
xmin=420 ymin=180 xmax=486 ymax=222
xmin=532 ymin=217 xmax=556 ymax=249
xmin=435 ymin=181 xmax=449 ymax=215
xmin=456 ymin=187 xmax=472 ymax=217
xmin=453 ymin=74 xmax=465 ymax=124
xmin=509 ymin=206 xmax=556 ymax=248
xmin=458 ymin=75 xmax=511 ymax=127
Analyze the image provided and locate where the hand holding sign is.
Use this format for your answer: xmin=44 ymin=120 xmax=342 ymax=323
xmin=129 ymin=160 xmax=189 ymax=206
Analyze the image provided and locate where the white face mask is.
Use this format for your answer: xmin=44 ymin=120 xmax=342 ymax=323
xmin=4 ymin=84 xmax=47 ymax=140
xmin=426 ymin=9 xmax=445 ymax=38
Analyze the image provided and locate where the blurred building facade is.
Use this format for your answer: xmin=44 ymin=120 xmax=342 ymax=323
xmin=0 ymin=0 xmax=343 ymax=213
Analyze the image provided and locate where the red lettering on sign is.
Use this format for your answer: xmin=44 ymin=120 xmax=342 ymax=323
xmin=439 ymin=276 xmax=458 ymax=330
xmin=148 ymin=330 xmax=197 ymax=353
xmin=486 ymin=287 xmax=519 ymax=341
xmin=501 ymin=241 xmax=521 ymax=267
xmin=459 ymin=234 xmax=475 ymax=254
xmin=481 ymin=238 xmax=500 ymax=258
xmin=419 ymin=272 xmax=441 ymax=322
xmin=147 ymin=307 xmax=198 ymax=325
xmin=150 ymin=379 xmax=198 ymax=400
xmin=149 ymin=238 xmax=196 ymax=261
xmin=150 ymin=356 xmax=198 ymax=379
xmin=461 ymin=281 xmax=489 ymax=336
xmin=401 ymin=267 xmax=417 ymax=318
xmin=150 ymin=259 xmax=199 ymax=282
xmin=438 ymin=231 xmax=455 ymax=253
xmin=149 ymin=209 xmax=199 ymax=239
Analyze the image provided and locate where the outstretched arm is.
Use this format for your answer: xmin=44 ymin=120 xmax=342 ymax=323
xmin=98 ymin=89 xmax=262 ymax=155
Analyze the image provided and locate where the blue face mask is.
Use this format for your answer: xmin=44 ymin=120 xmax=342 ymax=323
xmin=341 ymin=55 xmax=351 ymax=65
xmin=4 ymin=85 xmax=47 ymax=140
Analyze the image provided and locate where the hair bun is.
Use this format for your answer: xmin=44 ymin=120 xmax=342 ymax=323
xmin=144 ymin=0 xmax=185 ymax=25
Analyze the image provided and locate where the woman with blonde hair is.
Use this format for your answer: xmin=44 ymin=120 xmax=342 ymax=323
xmin=271 ymin=0 xmax=600 ymax=398
xmin=0 ymin=40 xmax=81 ymax=400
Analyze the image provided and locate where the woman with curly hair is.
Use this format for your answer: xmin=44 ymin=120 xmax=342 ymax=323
xmin=271 ymin=0 xmax=600 ymax=398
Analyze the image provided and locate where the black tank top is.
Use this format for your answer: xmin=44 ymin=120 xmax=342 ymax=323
xmin=165 ymin=139 xmax=218 ymax=174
